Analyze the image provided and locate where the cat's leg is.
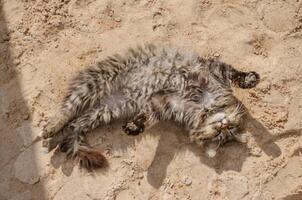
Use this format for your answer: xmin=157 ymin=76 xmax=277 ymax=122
xmin=209 ymin=60 xmax=260 ymax=88
xmin=122 ymin=91 xmax=174 ymax=136
xmin=43 ymin=104 xmax=118 ymax=152
xmin=43 ymin=100 xmax=138 ymax=170
xmin=43 ymin=69 xmax=108 ymax=139
xmin=44 ymin=126 xmax=107 ymax=170
xmin=63 ymin=99 xmax=138 ymax=145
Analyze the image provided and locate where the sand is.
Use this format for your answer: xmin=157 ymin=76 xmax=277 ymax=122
xmin=0 ymin=0 xmax=302 ymax=199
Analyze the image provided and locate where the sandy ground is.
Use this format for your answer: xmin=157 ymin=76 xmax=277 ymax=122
xmin=0 ymin=0 xmax=302 ymax=199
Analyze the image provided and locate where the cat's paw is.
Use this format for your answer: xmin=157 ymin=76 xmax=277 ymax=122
xmin=42 ymin=120 xmax=57 ymax=139
xmin=122 ymin=121 xmax=145 ymax=136
xmin=243 ymin=71 xmax=260 ymax=88
xmin=42 ymin=116 xmax=64 ymax=139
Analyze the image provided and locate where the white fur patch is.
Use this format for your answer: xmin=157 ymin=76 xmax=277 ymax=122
xmin=206 ymin=148 xmax=217 ymax=158
xmin=203 ymin=92 xmax=215 ymax=108
xmin=211 ymin=112 xmax=226 ymax=122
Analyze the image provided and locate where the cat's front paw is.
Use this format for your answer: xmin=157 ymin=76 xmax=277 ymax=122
xmin=243 ymin=71 xmax=260 ymax=88
xmin=122 ymin=121 xmax=145 ymax=136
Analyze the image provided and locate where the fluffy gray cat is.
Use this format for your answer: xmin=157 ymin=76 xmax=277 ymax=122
xmin=42 ymin=44 xmax=260 ymax=170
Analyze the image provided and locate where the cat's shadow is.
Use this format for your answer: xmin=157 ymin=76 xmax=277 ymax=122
xmin=145 ymin=112 xmax=283 ymax=188
xmin=49 ymin=112 xmax=284 ymax=189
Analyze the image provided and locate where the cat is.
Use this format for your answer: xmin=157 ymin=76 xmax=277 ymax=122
xmin=42 ymin=44 xmax=260 ymax=170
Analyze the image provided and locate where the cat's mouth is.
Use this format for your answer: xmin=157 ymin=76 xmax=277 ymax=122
xmin=219 ymin=118 xmax=229 ymax=129
xmin=205 ymin=126 xmax=247 ymax=158
xmin=211 ymin=119 xmax=246 ymax=148
xmin=212 ymin=127 xmax=233 ymax=145
xmin=211 ymin=119 xmax=233 ymax=143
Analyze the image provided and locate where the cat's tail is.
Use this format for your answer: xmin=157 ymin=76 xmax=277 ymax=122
xmin=73 ymin=144 xmax=107 ymax=170
xmin=44 ymin=129 xmax=107 ymax=171
xmin=64 ymin=133 xmax=107 ymax=171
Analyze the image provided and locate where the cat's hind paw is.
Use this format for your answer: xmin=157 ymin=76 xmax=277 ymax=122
xmin=42 ymin=137 xmax=59 ymax=152
xmin=42 ymin=116 xmax=64 ymax=139
xmin=42 ymin=124 xmax=56 ymax=139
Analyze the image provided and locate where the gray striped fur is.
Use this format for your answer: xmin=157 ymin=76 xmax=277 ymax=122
xmin=42 ymin=44 xmax=259 ymax=170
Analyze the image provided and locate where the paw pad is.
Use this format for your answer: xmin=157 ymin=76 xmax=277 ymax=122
xmin=244 ymin=71 xmax=260 ymax=88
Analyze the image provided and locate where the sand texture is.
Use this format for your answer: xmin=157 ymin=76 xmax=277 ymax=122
xmin=0 ymin=0 xmax=302 ymax=199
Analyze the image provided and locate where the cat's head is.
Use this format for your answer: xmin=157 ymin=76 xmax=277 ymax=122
xmin=190 ymin=103 xmax=247 ymax=148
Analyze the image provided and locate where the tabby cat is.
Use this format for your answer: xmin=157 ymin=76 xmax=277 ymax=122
xmin=42 ymin=44 xmax=260 ymax=170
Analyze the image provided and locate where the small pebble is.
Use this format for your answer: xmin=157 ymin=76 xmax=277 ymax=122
xmin=23 ymin=113 xmax=30 ymax=120
xmin=213 ymin=53 xmax=220 ymax=57
xmin=138 ymin=173 xmax=144 ymax=179
xmin=14 ymin=59 xmax=21 ymax=66
xmin=42 ymin=147 xmax=49 ymax=154
xmin=182 ymin=176 xmax=192 ymax=186
xmin=115 ymin=17 xmax=121 ymax=22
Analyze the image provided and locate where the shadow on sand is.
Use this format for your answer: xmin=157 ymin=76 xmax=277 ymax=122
xmin=50 ymin=106 xmax=285 ymax=189
xmin=0 ymin=3 xmax=47 ymax=199
xmin=145 ymin=111 xmax=283 ymax=188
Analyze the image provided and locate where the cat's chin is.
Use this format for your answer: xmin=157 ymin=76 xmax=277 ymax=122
xmin=204 ymin=133 xmax=248 ymax=158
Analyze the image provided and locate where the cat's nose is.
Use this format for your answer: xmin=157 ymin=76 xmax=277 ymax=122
xmin=221 ymin=119 xmax=229 ymax=128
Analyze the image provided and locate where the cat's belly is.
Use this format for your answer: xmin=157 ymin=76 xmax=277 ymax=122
xmin=202 ymin=91 xmax=216 ymax=109
xmin=121 ymin=70 xmax=186 ymax=105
